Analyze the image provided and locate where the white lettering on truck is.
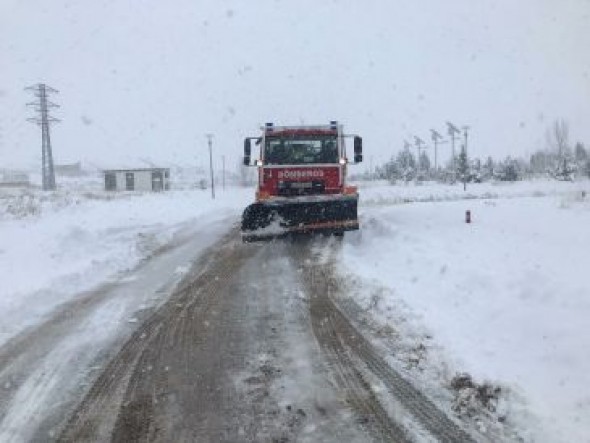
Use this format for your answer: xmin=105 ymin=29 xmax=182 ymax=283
xmin=278 ymin=170 xmax=324 ymax=179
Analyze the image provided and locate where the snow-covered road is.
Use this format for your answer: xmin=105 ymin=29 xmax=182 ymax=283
xmin=0 ymin=214 xmax=241 ymax=441
xmin=0 ymin=186 xmax=251 ymax=439
xmin=0 ymin=185 xmax=484 ymax=442
xmin=1 ymin=179 xmax=589 ymax=442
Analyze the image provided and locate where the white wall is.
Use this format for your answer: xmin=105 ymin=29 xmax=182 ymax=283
xmin=105 ymin=170 xmax=169 ymax=192
xmin=133 ymin=171 xmax=153 ymax=192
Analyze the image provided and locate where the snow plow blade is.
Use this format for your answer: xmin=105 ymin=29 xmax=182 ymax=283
xmin=241 ymin=195 xmax=359 ymax=242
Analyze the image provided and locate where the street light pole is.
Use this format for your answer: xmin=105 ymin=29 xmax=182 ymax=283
xmin=430 ymin=129 xmax=442 ymax=172
xmin=206 ymin=133 xmax=215 ymax=199
xmin=446 ymin=122 xmax=461 ymax=183
xmin=222 ymin=154 xmax=226 ymax=191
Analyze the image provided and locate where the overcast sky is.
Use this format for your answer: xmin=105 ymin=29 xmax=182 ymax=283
xmin=1 ymin=0 xmax=589 ymax=171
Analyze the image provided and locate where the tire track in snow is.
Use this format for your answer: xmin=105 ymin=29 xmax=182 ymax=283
xmin=298 ymin=238 xmax=477 ymax=442
xmin=58 ymin=229 xmax=251 ymax=441
xmin=0 ymin=221 xmax=233 ymax=441
xmin=59 ymin=233 xmax=371 ymax=442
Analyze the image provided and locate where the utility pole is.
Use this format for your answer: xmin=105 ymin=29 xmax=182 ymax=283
xmin=430 ymin=129 xmax=443 ymax=172
xmin=222 ymin=154 xmax=226 ymax=191
xmin=26 ymin=83 xmax=60 ymax=190
xmin=446 ymin=122 xmax=461 ymax=182
xmin=206 ymin=133 xmax=215 ymax=199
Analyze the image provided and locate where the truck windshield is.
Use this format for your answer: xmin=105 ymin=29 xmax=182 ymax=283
xmin=264 ymin=136 xmax=339 ymax=165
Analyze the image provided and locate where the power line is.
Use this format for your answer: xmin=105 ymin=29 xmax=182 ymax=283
xmin=25 ymin=83 xmax=60 ymax=190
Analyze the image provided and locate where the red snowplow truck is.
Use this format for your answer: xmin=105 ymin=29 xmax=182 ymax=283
xmin=241 ymin=121 xmax=363 ymax=241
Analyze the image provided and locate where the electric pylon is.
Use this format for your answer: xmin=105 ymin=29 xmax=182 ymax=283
xmin=26 ymin=83 xmax=60 ymax=190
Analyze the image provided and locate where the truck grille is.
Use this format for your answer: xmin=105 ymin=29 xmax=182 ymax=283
xmin=277 ymin=180 xmax=325 ymax=196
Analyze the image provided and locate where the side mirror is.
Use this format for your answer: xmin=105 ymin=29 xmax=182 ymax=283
xmin=354 ymin=136 xmax=363 ymax=163
xmin=244 ymin=138 xmax=252 ymax=166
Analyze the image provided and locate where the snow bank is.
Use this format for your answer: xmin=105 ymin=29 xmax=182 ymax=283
xmin=342 ymin=180 xmax=590 ymax=442
xmin=358 ymin=178 xmax=589 ymax=207
xmin=0 ymin=186 xmax=252 ymax=345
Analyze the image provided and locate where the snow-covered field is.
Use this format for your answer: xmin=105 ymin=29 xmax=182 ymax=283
xmin=0 ymin=182 xmax=252 ymax=347
xmin=2 ymin=178 xmax=589 ymax=441
xmin=341 ymin=179 xmax=590 ymax=442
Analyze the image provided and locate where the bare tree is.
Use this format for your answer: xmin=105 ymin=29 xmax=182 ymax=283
xmin=546 ymin=119 xmax=570 ymax=157
xmin=546 ymin=119 xmax=575 ymax=181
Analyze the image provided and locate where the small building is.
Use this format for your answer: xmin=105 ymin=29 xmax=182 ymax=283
xmin=103 ymin=168 xmax=170 ymax=192
xmin=55 ymin=162 xmax=84 ymax=177
xmin=0 ymin=170 xmax=30 ymax=188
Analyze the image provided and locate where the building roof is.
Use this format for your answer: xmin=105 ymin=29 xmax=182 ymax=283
xmin=102 ymin=167 xmax=170 ymax=173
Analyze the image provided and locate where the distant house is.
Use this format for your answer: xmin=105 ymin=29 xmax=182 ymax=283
xmin=102 ymin=168 xmax=170 ymax=192
xmin=0 ymin=170 xmax=30 ymax=188
xmin=55 ymin=162 xmax=84 ymax=177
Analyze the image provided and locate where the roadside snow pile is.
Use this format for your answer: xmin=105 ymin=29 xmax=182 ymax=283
xmin=335 ymin=273 xmax=518 ymax=441
xmin=0 ymin=189 xmax=123 ymax=220
xmin=0 ymin=174 xmax=127 ymax=221
xmin=450 ymin=373 xmax=503 ymax=421
xmin=341 ymin=182 xmax=590 ymax=442
xmin=358 ymin=178 xmax=589 ymax=207
xmin=0 ymin=187 xmax=251 ymax=346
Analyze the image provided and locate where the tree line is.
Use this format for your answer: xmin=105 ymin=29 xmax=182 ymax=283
xmin=359 ymin=120 xmax=589 ymax=185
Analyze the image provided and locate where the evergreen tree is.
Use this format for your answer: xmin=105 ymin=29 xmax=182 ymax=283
xmin=481 ymin=156 xmax=494 ymax=181
xmin=529 ymin=150 xmax=554 ymax=175
xmin=553 ymin=155 xmax=576 ymax=181
xmin=517 ymin=157 xmax=531 ymax=179
xmin=494 ymin=156 xmax=520 ymax=181
xmin=383 ymin=156 xmax=400 ymax=182
xmin=575 ymin=142 xmax=587 ymax=166
xmin=396 ymin=147 xmax=417 ymax=183
xmin=418 ymin=151 xmax=431 ymax=179
xmin=470 ymin=158 xmax=482 ymax=182
xmin=457 ymin=145 xmax=470 ymax=190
